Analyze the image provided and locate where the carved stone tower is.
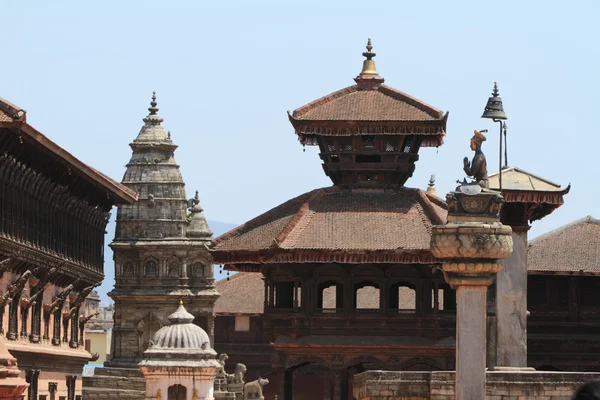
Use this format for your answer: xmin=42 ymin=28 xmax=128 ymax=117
xmin=107 ymin=93 xmax=219 ymax=368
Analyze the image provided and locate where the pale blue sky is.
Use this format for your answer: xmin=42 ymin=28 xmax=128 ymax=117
xmin=2 ymin=1 xmax=599 ymax=303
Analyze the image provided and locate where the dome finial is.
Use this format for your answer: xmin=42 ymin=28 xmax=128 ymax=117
xmin=355 ymin=38 xmax=384 ymax=89
xmin=179 ymin=300 xmax=183 ymax=306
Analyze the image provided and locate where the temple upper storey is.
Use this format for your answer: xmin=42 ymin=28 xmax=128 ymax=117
xmin=115 ymin=93 xmax=212 ymax=240
xmin=288 ymin=39 xmax=448 ymax=188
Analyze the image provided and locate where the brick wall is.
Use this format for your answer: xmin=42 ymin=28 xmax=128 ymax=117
xmin=353 ymin=370 xmax=600 ymax=400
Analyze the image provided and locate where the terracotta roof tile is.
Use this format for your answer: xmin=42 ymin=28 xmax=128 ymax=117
xmin=212 ymin=187 xmax=447 ymax=265
xmin=0 ymin=97 xmax=25 ymax=122
xmin=292 ymin=85 xmax=444 ymax=122
xmin=214 ymin=273 xmax=265 ymax=314
xmin=528 ymin=216 xmax=600 ymax=274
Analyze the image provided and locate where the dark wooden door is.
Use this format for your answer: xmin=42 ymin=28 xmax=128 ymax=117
xmin=168 ymin=384 xmax=187 ymax=400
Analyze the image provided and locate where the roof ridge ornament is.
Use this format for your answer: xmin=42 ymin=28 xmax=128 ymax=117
xmin=355 ymin=38 xmax=384 ymax=90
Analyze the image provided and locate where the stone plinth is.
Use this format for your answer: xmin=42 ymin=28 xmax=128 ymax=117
xmin=352 ymin=370 xmax=600 ymax=400
xmin=431 ymin=190 xmax=512 ymax=400
xmin=0 ymin=337 xmax=28 ymax=400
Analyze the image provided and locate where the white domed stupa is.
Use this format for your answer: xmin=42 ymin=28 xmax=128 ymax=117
xmin=139 ymin=302 xmax=220 ymax=400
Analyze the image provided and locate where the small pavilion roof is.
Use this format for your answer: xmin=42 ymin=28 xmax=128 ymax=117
xmin=0 ymin=96 xmax=137 ymax=205
xmin=488 ymin=167 xmax=569 ymax=221
xmin=528 ymin=216 xmax=600 ymax=275
xmin=288 ymin=39 xmax=448 ymax=147
xmin=211 ymin=187 xmax=447 ymax=270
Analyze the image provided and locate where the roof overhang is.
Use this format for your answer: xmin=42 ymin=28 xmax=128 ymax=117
xmin=0 ymin=119 xmax=137 ymax=205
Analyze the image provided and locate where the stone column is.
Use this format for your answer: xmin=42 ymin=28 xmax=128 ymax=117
xmin=456 ymin=285 xmax=487 ymax=400
xmin=495 ymin=229 xmax=530 ymax=369
xmin=431 ymin=190 xmax=513 ymax=400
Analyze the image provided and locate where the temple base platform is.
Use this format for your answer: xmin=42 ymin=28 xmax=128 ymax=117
xmin=353 ymin=370 xmax=600 ymax=400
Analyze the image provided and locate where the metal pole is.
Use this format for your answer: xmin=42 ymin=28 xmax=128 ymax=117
xmin=495 ymin=119 xmax=503 ymax=191
xmin=504 ymin=124 xmax=508 ymax=167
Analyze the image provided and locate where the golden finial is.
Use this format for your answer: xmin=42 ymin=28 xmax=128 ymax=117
xmin=179 ymin=300 xmax=183 ymax=306
xmin=356 ymin=38 xmax=383 ymax=88
xmin=363 ymin=37 xmax=375 ymax=60
xmin=427 ymin=175 xmax=437 ymax=196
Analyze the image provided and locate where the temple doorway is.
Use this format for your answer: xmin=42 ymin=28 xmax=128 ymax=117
xmin=168 ymin=384 xmax=186 ymax=400
xmin=293 ymin=364 xmax=326 ymax=400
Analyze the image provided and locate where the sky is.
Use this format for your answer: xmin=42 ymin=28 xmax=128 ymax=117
xmin=2 ymin=1 xmax=600 ymax=304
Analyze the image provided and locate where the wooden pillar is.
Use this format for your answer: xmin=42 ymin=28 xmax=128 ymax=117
xmin=62 ymin=313 xmax=69 ymax=343
xmin=30 ymin=293 xmax=43 ymax=343
xmin=277 ymin=370 xmax=285 ymax=400
xmin=433 ymin=282 xmax=440 ymax=313
xmin=7 ymin=291 xmax=21 ymax=340
xmin=51 ymin=309 xmax=61 ymax=346
xmin=269 ymin=281 xmax=275 ymax=308
xmin=263 ymin=277 xmax=268 ymax=312
xmin=284 ymin=368 xmax=293 ymax=400
xmin=0 ymin=303 xmax=5 ymax=335
xmin=66 ymin=375 xmax=76 ymax=400
xmin=293 ymin=280 xmax=299 ymax=312
xmin=569 ymin=277 xmax=579 ymax=322
xmin=48 ymin=382 xmax=57 ymax=400
xmin=380 ymin=281 xmax=387 ymax=313
xmin=69 ymin=312 xmax=79 ymax=348
xmin=43 ymin=309 xmax=51 ymax=341
xmin=26 ymin=369 xmax=41 ymax=400
xmin=19 ymin=302 xmax=28 ymax=339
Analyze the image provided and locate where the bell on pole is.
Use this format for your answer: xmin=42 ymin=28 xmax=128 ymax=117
xmin=481 ymin=82 xmax=507 ymax=120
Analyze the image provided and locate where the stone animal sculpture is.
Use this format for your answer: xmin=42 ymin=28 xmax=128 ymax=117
xmin=243 ymin=378 xmax=269 ymax=400
xmin=217 ymin=353 xmax=229 ymax=377
xmin=226 ymin=363 xmax=247 ymax=384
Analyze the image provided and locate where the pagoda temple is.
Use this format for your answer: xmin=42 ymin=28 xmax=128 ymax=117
xmin=211 ymin=39 xmax=455 ymax=400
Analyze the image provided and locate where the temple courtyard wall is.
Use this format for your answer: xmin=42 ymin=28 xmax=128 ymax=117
xmin=353 ymin=370 xmax=600 ymax=400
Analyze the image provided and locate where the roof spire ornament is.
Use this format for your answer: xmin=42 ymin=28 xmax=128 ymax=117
xmin=143 ymin=91 xmax=164 ymax=126
xmin=427 ymin=175 xmax=437 ymax=197
xmin=355 ymin=38 xmax=384 ymax=89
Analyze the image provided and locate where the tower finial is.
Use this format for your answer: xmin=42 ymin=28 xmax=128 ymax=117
xmin=427 ymin=175 xmax=437 ymax=196
xmin=492 ymin=82 xmax=499 ymax=97
xmin=363 ymin=37 xmax=376 ymax=60
xmin=143 ymin=91 xmax=164 ymax=125
xmin=355 ymin=38 xmax=384 ymax=89
xmin=148 ymin=91 xmax=159 ymax=115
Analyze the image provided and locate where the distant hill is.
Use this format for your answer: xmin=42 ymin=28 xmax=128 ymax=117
xmin=96 ymin=219 xmax=238 ymax=305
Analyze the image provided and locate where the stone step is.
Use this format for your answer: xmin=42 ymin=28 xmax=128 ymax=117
xmin=92 ymin=366 xmax=144 ymax=378
xmin=83 ymin=375 xmax=146 ymax=391
xmin=83 ymin=387 xmax=145 ymax=400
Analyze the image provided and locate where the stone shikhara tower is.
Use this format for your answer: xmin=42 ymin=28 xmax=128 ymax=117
xmin=108 ymin=93 xmax=218 ymax=368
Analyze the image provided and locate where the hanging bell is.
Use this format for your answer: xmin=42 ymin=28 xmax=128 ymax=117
xmin=481 ymin=82 xmax=507 ymax=120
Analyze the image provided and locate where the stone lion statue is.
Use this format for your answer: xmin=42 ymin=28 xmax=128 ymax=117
xmin=243 ymin=377 xmax=269 ymax=400
xmin=217 ymin=353 xmax=229 ymax=378
xmin=226 ymin=363 xmax=247 ymax=384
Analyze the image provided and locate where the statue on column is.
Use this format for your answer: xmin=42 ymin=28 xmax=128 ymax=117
xmin=463 ymin=129 xmax=489 ymax=188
